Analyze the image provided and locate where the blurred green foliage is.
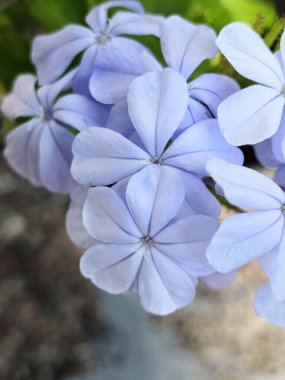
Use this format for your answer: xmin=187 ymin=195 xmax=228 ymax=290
xmin=0 ymin=0 xmax=282 ymax=93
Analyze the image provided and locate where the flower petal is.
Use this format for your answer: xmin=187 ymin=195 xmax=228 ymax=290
xmin=160 ymin=15 xmax=217 ymax=79
xmin=218 ymin=85 xmax=284 ymax=146
xmin=254 ymin=139 xmax=279 ymax=168
xmin=271 ymin=109 xmax=285 ymax=162
xmin=138 ymin=248 xmax=196 ymax=315
xmin=109 ymin=12 xmax=163 ymax=37
xmin=32 ymin=25 xmax=93 ymax=84
xmin=89 ymin=37 xmax=161 ymax=104
xmin=126 ymin=165 xmax=185 ymax=236
xmin=66 ymin=186 xmax=98 ymax=249
xmin=206 ymin=210 xmax=283 ymax=273
xmin=274 ymin=166 xmax=285 ymax=189
xmin=39 ymin=121 xmax=76 ymax=193
xmin=164 ymin=119 xmax=243 ymax=177
xmin=83 ymin=186 xmax=141 ymax=243
xmin=86 ymin=1 xmax=144 ymax=32
xmin=155 ymin=215 xmax=218 ymax=277
xmin=216 ymin=22 xmax=284 ymax=88
xmin=254 ymin=284 xmax=285 ymax=328
xmin=128 ymin=68 xmax=189 ymax=156
xmin=71 ymin=127 xmax=149 ymax=186
xmin=4 ymin=120 xmax=43 ymax=186
xmin=206 ymin=158 xmax=285 ymax=210
xmin=53 ymin=94 xmax=109 ymax=131
xmin=80 ymin=244 xmax=142 ymax=294
xmin=2 ymin=74 xmax=40 ymax=119
xmin=190 ymin=73 xmax=240 ymax=117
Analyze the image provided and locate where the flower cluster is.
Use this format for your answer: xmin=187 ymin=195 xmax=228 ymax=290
xmin=2 ymin=1 xmax=285 ymax=325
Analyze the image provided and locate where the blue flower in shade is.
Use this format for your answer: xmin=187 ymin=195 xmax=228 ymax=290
xmin=72 ymin=68 xmax=243 ymax=216
xmin=32 ymin=1 xmax=162 ymax=95
xmin=91 ymin=15 xmax=239 ymax=132
xmin=78 ymin=165 xmax=219 ymax=315
xmin=2 ymin=70 xmax=109 ymax=193
xmin=216 ymin=23 xmax=285 ymax=146
xmin=206 ymin=158 xmax=285 ymax=326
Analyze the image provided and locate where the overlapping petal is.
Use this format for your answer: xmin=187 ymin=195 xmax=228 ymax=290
xmin=206 ymin=158 xmax=285 ymax=210
xmin=216 ymin=22 xmax=284 ymax=89
xmin=206 ymin=210 xmax=283 ymax=273
xmin=163 ymin=119 xmax=243 ymax=177
xmin=138 ymin=248 xmax=196 ymax=315
xmin=71 ymin=127 xmax=149 ymax=186
xmin=160 ymin=15 xmax=217 ymax=80
xmin=254 ymin=284 xmax=285 ymax=328
xmin=128 ymin=69 xmax=189 ymax=156
xmin=218 ymin=85 xmax=284 ymax=146
xmin=83 ymin=186 xmax=141 ymax=243
xmin=89 ymin=38 xmax=162 ymax=104
xmin=126 ymin=165 xmax=185 ymax=236
xmin=2 ymin=74 xmax=41 ymax=119
xmin=32 ymin=25 xmax=93 ymax=84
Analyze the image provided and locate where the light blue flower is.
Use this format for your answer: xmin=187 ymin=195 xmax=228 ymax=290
xmin=92 ymin=14 xmax=240 ymax=132
xmin=32 ymin=0 xmax=162 ymax=95
xmin=79 ymin=165 xmax=218 ymax=315
xmin=206 ymin=159 xmax=285 ymax=311
xmin=2 ymin=70 xmax=109 ymax=193
xmin=72 ymin=69 xmax=243 ymax=216
xmin=217 ymin=22 xmax=285 ymax=146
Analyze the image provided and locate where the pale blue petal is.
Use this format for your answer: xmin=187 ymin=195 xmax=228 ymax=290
xmin=89 ymin=37 xmax=162 ymax=104
xmin=86 ymin=1 xmax=144 ymax=32
xmin=164 ymin=119 xmax=243 ymax=177
xmin=80 ymin=244 xmax=142 ymax=294
xmin=66 ymin=186 xmax=98 ymax=249
xmin=254 ymin=139 xmax=279 ymax=168
xmin=218 ymin=85 xmax=284 ymax=146
xmin=37 ymin=69 xmax=77 ymax=108
xmin=206 ymin=158 xmax=285 ymax=209
xmin=71 ymin=127 xmax=149 ymax=186
xmin=2 ymin=74 xmax=41 ymax=119
xmin=216 ymin=22 xmax=284 ymax=88
xmin=254 ymin=284 xmax=285 ymax=328
xmin=190 ymin=73 xmax=240 ymax=117
xmin=32 ymin=25 xmax=93 ymax=84
xmin=128 ymin=69 xmax=189 ymax=156
xmin=53 ymin=94 xmax=109 ymax=131
xmin=4 ymin=120 xmax=43 ymax=186
xmin=274 ymin=166 xmax=285 ymax=189
xmin=83 ymin=186 xmax=141 ymax=243
xmin=271 ymin=109 xmax=285 ymax=162
xmin=160 ymin=15 xmax=217 ymax=79
xmin=155 ymin=215 xmax=218 ymax=277
xmin=177 ymin=98 xmax=212 ymax=136
xmin=109 ymin=12 xmax=163 ymax=37
xmin=207 ymin=210 xmax=283 ymax=273
xmin=138 ymin=248 xmax=196 ymax=315
xmin=178 ymin=171 xmax=221 ymax=218
xmin=126 ymin=165 xmax=185 ymax=236
xmin=39 ymin=121 xmax=76 ymax=193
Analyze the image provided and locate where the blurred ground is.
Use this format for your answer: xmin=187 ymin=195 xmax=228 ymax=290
xmin=0 ymin=155 xmax=106 ymax=380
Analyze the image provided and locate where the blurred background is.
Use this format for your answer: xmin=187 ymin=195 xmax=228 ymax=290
xmin=1 ymin=1 xmax=285 ymax=379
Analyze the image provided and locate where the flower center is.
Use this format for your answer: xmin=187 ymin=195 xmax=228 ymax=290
xmin=281 ymin=204 xmax=285 ymax=215
xmin=40 ymin=107 xmax=53 ymax=121
xmin=95 ymin=33 xmax=112 ymax=45
xmin=140 ymin=236 xmax=153 ymax=260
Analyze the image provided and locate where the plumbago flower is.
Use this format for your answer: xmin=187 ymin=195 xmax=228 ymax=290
xmin=217 ymin=22 xmax=285 ymax=146
xmin=78 ymin=165 xmax=219 ymax=315
xmin=2 ymin=70 xmax=109 ymax=193
xmin=72 ymin=68 xmax=243 ymax=218
xmin=206 ymin=158 xmax=285 ymax=327
xmin=91 ymin=15 xmax=239 ymax=134
xmin=32 ymin=0 xmax=162 ymax=94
